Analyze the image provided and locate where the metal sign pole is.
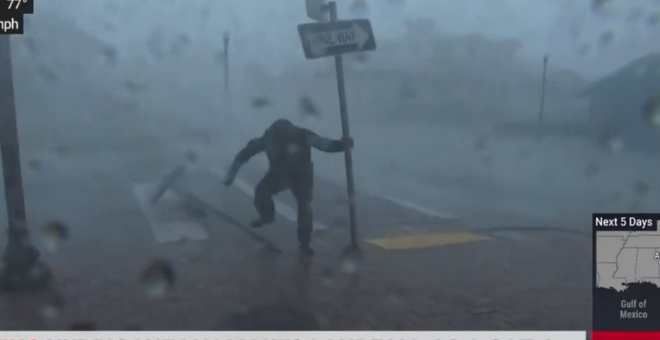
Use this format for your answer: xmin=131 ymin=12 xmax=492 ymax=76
xmin=0 ymin=36 xmax=52 ymax=292
xmin=327 ymin=1 xmax=359 ymax=250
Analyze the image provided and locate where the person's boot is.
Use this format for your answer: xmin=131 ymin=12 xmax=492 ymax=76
xmin=299 ymin=244 xmax=314 ymax=256
xmin=249 ymin=218 xmax=265 ymax=228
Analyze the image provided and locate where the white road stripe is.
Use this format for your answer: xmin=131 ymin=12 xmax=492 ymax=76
xmin=381 ymin=195 xmax=454 ymax=219
xmin=210 ymin=168 xmax=329 ymax=231
xmin=132 ymin=182 xmax=209 ymax=243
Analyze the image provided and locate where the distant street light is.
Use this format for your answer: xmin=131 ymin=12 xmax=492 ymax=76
xmin=223 ymin=31 xmax=230 ymax=47
xmin=538 ymin=54 xmax=549 ymax=140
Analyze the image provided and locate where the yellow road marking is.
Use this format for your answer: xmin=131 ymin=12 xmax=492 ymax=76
xmin=365 ymin=232 xmax=491 ymax=250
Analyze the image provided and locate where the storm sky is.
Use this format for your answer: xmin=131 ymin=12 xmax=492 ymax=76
xmin=37 ymin=0 xmax=660 ymax=79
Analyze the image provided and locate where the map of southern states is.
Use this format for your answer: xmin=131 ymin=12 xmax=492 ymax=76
xmin=596 ymin=231 xmax=660 ymax=290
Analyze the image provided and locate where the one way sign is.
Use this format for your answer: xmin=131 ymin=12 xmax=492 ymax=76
xmin=297 ymin=19 xmax=376 ymax=59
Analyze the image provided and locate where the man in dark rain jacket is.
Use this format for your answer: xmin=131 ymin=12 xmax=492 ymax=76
xmin=223 ymin=118 xmax=353 ymax=255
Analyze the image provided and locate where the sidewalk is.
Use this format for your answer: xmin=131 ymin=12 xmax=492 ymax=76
xmin=169 ymin=166 xmax=593 ymax=330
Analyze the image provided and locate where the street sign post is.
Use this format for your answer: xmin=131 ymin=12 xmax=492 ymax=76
xmin=297 ymin=1 xmax=377 ymax=252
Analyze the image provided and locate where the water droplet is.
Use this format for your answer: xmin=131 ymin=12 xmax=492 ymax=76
xmin=576 ymin=42 xmax=592 ymax=56
xmin=40 ymin=221 xmax=70 ymax=252
xmin=351 ymin=0 xmax=369 ymax=15
xmin=140 ymin=258 xmax=175 ymax=298
xmin=353 ymin=52 xmax=369 ymax=63
xmin=591 ymin=0 xmax=613 ymax=13
xmin=299 ymin=95 xmax=320 ymax=117
xmin=340 ymin=259 xmax=359 ymax=275
xmin=40 ymin=294 xmax=65 ymax=320
xmin=27 ymin=158 xmax=42 ymax=172
xmin=474 ymin=137 xmax=487 ymax=151
xmin=101 ymin=45 xmax=119 ymax=65
xmin=628 ymin=8 xmax=645 ymax=23
xmin=251 ymin=95 xmax=269 ymax=108
xmin=37 ymin=63 xmax=58 ymax=84
xmin=29 ymin=262 xmax=50 ymax=280
xmin=600 ymin=133 xmax=624 ymax=153
xmin=319 ymin=267 xmax=337 ymax=288
xmin=643 ymin=95 xmax=660 ymax=126
xmin=584 ymin=163 xmax=601 ymax=178
xmin=633 ymin=180 xmax=651 ymax=196
xmin=184 ymin=149 xmax=197 ymax=163
xmin=23 ymin=36 xmax=39 ymax=55
xmin=598 ymin=30 xmax=615 ymax=46
xmin=646 ymin=12 xmax=660 ymax=26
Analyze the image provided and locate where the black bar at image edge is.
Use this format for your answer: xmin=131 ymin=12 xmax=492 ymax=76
xmin=593 ymin=213 xmax=660 ymax=232
xmin=1 ymin=0 xmax=33 ymax=15
xmin=0 ymin=13 xmax=23 ymax=35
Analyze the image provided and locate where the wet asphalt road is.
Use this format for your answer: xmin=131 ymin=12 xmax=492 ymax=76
xmin=0 ymin=149 xmax=591 ymax=330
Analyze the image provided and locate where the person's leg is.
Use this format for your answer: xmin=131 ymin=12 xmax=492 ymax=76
xmin=252 ymin=172 xmax=287 ymax=228
xmin=291 ymin=163 xmax=314 ymax=254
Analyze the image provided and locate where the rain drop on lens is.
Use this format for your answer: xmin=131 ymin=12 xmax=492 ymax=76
xmin=340 ymin=259 xmax=358 ymax=275
xmin=40 ymin=221 xmax=70 ymax=252
xmin=140 ymin=258 xmax=175 ymax=298
xmin=601 ymin=134 xmax=624 ymax=153
xmin=40 ymin=294 xmax=65 ymax=320
xmin=643 ymin=95 xmax=660 ymax=127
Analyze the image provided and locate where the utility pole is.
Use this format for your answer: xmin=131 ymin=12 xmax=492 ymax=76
xmin=538 ymin=54 xmax=548 ymax=138
xmin=223 ymin=31 xmax=230 ymax=93
xmin=0 ymin=36 xmax=53 ymax=292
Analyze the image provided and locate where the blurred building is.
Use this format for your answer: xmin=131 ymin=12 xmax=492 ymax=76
xmin=576 ymin=53 xmax=660 ymax=150
xmin=277 ymin=27 xmax=587 ymax=126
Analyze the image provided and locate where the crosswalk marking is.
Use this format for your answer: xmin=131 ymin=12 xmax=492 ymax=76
xmin=381 ymin=195 xmax=454 ymax=219
xmin=210 ymin=168 xmax=329 ymax=231
xmin=132 ymin=182 xmax=209 ymax=243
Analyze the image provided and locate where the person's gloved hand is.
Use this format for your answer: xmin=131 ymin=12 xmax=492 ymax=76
xmin=223 ymin=175 xmax=234 ymax=187
xmin=341 ymin=136 xmax=354 ymax=150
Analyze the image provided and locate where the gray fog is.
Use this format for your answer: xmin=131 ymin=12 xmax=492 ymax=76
xmin=23 ymin=0 xmax=660 ymax=228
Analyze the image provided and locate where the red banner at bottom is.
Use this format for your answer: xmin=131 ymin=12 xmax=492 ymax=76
xmin=593 ymin=332 xmax=660 ymax=340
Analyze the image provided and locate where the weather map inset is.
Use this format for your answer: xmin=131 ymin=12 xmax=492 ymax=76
xmin=593 ymin=213 xmax=660 ymax=331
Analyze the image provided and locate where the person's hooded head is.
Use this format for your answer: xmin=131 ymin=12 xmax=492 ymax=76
xmin=269 ymin=118 xmax=295 ymax=135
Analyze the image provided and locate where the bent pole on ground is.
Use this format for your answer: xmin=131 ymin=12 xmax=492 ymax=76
xmin=0 ymin=36 xmax=53 ymax=292
xmin=150 ymin=163 xmax=187 ymax=204
xmin=328 ymin=1 xmax=359 ymax=249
